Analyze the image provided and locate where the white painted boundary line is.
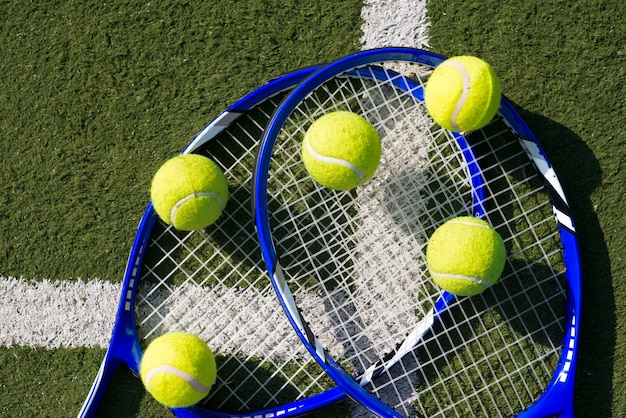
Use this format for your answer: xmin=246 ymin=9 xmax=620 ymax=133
xmin=0 ymin=277 xmax=118 ymax=348
xmin=0 ymin=0 xmax=431 ymax=354
xmin=361 ymin=0 xmax=430 ymax=49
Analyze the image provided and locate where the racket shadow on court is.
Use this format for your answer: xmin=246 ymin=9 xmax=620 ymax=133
xmin=91 ymin=352 xmax=308 ymax=417
xmin=93 ymin=367 xmax=144 ymax=417
xmin=377 ymin=102 xmax=612 ymax=417
xmin=364 ymin=138 xmax=571 ymax=415
xmin=513 ymin=105 xmax=614 ymax=417
xmin=251 ymin=48 xmax=601 ymax=416
xmin=140 ymin=176 xmax=349 ymax=415
xmin=78 ymin=67 xmax=366 ymax=418
xmin=145 ymin=187 xmax=353 ymax=415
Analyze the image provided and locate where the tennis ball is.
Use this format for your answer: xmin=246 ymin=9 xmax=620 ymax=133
xmin=140 ymin=332 xmax=217 ymax=408
xmin=151 ymin=154 xmax=228 ymax=231
xmin=426 ymin=216 xmax=506 ymax=296
xmin=424 ymin=56 xmax=501 ymax=132
xmin=301 ymin=111 xmax=381 ymax=191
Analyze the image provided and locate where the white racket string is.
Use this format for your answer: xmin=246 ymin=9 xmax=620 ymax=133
xmin=260 ymin=61 xmax=569 ymax=417
xmin=131 ymin=91 xmax=346 ymax=415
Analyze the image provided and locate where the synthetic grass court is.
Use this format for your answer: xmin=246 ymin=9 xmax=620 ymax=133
xmin=1 ymin=0 xmax=624 ymax=416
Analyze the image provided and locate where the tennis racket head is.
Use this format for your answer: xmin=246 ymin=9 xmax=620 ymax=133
xmin=253 ymin=48 xmax=582 ymax=417
xmin=77 ymin=66 xmax=351 ymax=418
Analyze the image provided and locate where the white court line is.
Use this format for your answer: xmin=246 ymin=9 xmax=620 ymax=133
xmin=0 ymin=0 xmax=431 ymax=355
xmin=0 ymin=277 xmax=119 ymax=348
xmin=360 ymin=0 xmax=430 ymax=49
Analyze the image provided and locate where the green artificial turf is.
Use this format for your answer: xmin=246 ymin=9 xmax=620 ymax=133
xmin=0 ymin=346 xmax=166 ymax=417
xmin=0 ymin=1 xmax=363 ymax=416
xmin=1 ymin=0 xmax=624 ymax=416
xmin=427 ymin=0 xmax=626 ymax=416
xmin=0 ymin=0 xmax=363 ymax=283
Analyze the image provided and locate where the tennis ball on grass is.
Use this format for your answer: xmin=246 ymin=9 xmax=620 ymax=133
xmin=151 ymin=154 xmax=228 ymax=231
xmin=140 ymin=332 xmax=217 ymax=408
xmin=426 ymin=216 xmax=506 ymax=296
xmin=301 ymin=111 xmax=381 ymax=191
xmin=424 ymin=56 xmax=501 ymax=132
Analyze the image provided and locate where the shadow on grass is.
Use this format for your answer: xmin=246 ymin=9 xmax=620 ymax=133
xmin=94 ymin=366 xmax=152 ymax=418
xmin=93 ymin=354 xmax=352 ymax=418
xmin=512 ymin=104 xmax=614 ymax=417
xmin=372 ymin=100 xmax=613 ymax=416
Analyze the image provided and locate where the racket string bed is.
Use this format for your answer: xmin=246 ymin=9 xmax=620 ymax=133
xmin=78 ymin=68 xmax=361 ymax=418
xmin=134 ymin=106 xmax=335 ymax=413
xmin=254 ymin=49 xmax=580 ymax=417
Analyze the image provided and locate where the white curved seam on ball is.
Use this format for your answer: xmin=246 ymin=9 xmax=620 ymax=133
xmin=430 ymin=271 xmax=491 ymax=288
xmin=447 ymin=219 xmax=492 ymax=229
xmin=171 ymin=191 xmax=225 ymax=221
xmin=304 ymin=135 xmax=366 ymax=182
xmin=441 ymin=60 xmax=471 ymax=132
xmin=145 ymin=365 xmax=212 ymax=394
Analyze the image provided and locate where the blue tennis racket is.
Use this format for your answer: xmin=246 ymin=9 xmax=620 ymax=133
xmin=253 ymin=48 xmax=582 ymax=417
xmin=77 ymin=66 xmax=358 ymax=418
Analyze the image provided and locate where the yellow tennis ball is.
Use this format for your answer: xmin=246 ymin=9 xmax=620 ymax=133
xmin=140 ymin=332 xmax=217 ymax=408
xmin=301 ymin=111 xmax=381 ymax=191
xmin=424 ymin=56 xmax=501 ymax=132
xmin=426 ymin=216 xmax=506 ymax=296
xmin=150 ymin=154 xmax=228 ymax=231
